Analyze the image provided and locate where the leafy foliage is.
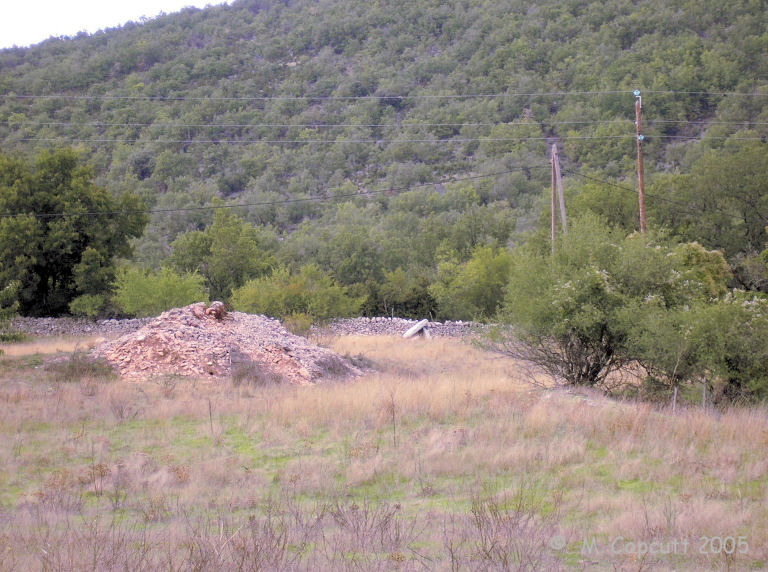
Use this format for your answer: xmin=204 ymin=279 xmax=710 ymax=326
xmin=493 ymin=215 xmax=736 ymax=389
xmin=650 ymin=143 xmax=768 ymax=257
xmin=168 ymin=208 xmax=277 ymax=300
xmin=1 ymin=0 xmax=766 ymax=275
xmin=0 ymin=277 xmax=23 ymax=341
xmin=429 ymin=246 xmax=513 ymax=321
xmin=0 ymin=150 xmax=147 ymax=316
xmin=231 ymin=265 xmax=361 ymax=322
xmin=361 ymin=268 xmax=437 ymax=320
xmin=113 ymin=266 xmax=207 ymax=318
xmin=1 ymin=0 xmax=768 ymax=395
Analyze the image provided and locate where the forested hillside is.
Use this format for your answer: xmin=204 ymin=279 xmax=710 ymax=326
xmin=1 ymin=0 xmax=768 ymax=324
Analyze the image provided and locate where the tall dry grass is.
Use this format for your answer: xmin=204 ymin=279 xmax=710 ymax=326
xmin=0 ymin=334 xmax=765 ymax=569
xmin=0 ymin=335 xmax=104 ymax=357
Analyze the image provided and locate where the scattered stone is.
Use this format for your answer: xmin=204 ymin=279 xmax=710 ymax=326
xmin=315 ymin=317 xmax=486 ymax=338
xmin=11 ymin=316 xmax=150 ymax=338
xmin=12 ymin=313 xmax=487 ymax=341
xmin=190 ymin=302 xmax=207 ymax=319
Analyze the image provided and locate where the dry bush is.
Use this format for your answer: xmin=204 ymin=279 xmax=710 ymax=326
xmin=136 ymin=493 xmax=174 ymax=523
xmin=34 ymin=471 xmax=84 ymax=514
xmin=158 ymin=375 xmax=178 ymax=399
xmin=466 ymin=488 xmax=564 ymax=571
xmin=107 ymin=386 xmax=141 ymax=422
xmin=323 ymin=499 xmax=427 ymax=567
xmin=230 ymin=349 xmax=284 ymax=387
xmin=19 ymin=508 xmax=152 ymax=571
xmin=45 ymin=351 xmax=115 ymax=383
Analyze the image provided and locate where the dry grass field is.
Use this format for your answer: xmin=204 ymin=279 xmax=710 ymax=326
xmin=0 ymin=334 xmax=766 ymax=570
xmin=0 ymin=336 xmax=104 ymax=357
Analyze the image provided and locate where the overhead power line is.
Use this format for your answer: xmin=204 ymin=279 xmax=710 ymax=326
xmin=10 ymin=119 xmax=634 ymax=129
xmin=648 ymin=119 xmax=768 ymax=126
xmin=13 ymin=135 xmax=639 ymax=145
xmin=2 ymin=89 xmax=767 ymax=102
xmin=11 ymin=119 xmax=768 ymax=129
xmin=0 ymin=90 xmax=634 ymax=101
xmin=0 ymin=165 xmax=549 ymax=220
xmin=10 ymin=134 xmax=765 ymax=145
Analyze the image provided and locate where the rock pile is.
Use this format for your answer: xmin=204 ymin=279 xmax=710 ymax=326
xmin=92 ymin=304 xmax=361 ymax=384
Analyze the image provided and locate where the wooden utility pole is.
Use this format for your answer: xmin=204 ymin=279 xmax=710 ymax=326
xmin=634 ymin=90 xmax=648 ymax=233
xmin=551 ymin=148 xmax=557 ymax=254
xmin=550 ymin=143 xmax=567 ymax=253
xmin=552 ymin=144 xmax=567 ymax=232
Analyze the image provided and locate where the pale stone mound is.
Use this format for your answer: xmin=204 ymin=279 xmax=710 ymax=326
xmin=92 ymin=304 xmax=361 ymax=384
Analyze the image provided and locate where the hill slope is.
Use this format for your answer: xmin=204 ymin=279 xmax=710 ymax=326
xmin=1 ymin=0 xmax=767 ymax=315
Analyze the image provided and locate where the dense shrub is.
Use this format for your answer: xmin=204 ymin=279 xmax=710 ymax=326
xmin=231 ymin=265 xmax=361 ymax=323
xmin=490 ymin=214 xmax=766 ymax=399
xmin=429 ymin=246 xmax=513 ymax=321
xmin=113 ymin=267 xmax=208 ymax=318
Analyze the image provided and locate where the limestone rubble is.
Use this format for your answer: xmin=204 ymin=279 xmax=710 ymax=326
xmin=92 ymin=304 xmax=361 ymax=384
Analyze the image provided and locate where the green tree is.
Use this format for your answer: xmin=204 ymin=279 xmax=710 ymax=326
xmin=691 ymin=292 xmax=768 ymax=402
xmin=429 ymin=246 xmax=513 ymax=321
xmin=368 ymin=267 xmax=437 ymax=319
xmin=0 ymin=275 xmax=22 ymax=342
xmin=0 ymin=150 xmax=147 ymax=316
xmin=113 ymin=266 xmax=207 ymax=318
xmin=652 ymin=142 xmax=768 ymax=258
xmin=168 ymin=208 xmax=276 ymax=300
xmin=568 ymin=180 xmax=640 ymax=233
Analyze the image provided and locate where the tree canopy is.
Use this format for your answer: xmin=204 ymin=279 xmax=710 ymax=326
xmin=0 ymin=149 xmax=147 ymax=315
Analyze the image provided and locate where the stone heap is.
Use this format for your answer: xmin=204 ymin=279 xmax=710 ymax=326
xmin=92 ymin=303 xmax=361 ymax=384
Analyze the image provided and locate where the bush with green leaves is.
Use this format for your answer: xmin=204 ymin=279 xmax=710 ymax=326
xmin=68 ymin=293 xmax=111 ymax=320
xmin=113 ymin=266 xmax=208 ymax=318
xmin=429 ymin=246 xmax=513 ymax=321
xmin=492 ymin=215 xmax=738 ymax=392
xmin=650 ymin=142 xmax=768 ymax=258
xmin=231 ymin=265 xmax=361 ymax=323
xmin=360 ymin=268 xmax=437 ymax=319
xmin=0 ymin=277 xmax=24 ymax=342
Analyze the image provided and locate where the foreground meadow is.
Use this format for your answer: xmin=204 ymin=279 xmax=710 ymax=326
xmin=0 ymin=334 xmax=766 ymax=570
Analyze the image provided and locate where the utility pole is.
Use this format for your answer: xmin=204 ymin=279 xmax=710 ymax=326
xmin=551 ymin=147 xmax=557 ymax=254
xmin=634 ymin=89 xmax=647 ymax=233
xmin=549 ymin=143 xmax=567 ymax=254
xmin=552 ymin=144 xmax=567 ymax=232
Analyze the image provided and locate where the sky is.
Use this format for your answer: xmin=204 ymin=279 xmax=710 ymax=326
xmin=0 ymin=1 xmax=232 ymax=49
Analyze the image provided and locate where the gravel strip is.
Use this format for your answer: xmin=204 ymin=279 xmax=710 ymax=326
xmin=314 ymin=317 xmax=487 ymax=338
xmin=11 ymin=315 xmax=487 ymax=339
xmin=11 ymin=317 xmax=151 ymax=338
